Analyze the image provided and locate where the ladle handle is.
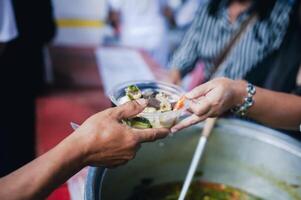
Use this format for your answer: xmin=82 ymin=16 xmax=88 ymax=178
xmin=202 ymin=118 xmax=217 ymax=138
xmin=178 ymin=118 xmax=217 ymax=200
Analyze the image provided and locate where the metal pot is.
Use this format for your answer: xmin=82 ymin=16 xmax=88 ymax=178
xmin=85 ymin=119 xmax=301 ymax=200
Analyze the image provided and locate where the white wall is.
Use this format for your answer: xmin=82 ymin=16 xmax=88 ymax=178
xmin=51 ymin=0 xmax=111 ymax=46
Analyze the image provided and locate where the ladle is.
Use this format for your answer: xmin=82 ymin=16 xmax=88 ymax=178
xmin=178 ymin=117 xmax=217 ymax=200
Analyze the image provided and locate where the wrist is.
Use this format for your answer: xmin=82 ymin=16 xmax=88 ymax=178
xmin=233 ymin=80 xmax=248 ymax=106
xmin=61 ymin=132 xmax=89 ymax=169
xmin=231 ymin=81 xmax=256 ymax=116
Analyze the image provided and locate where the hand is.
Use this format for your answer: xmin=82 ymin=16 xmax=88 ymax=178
xmin=171 ymin=78 xmax=246 ymax=132
xmin=73 ymin=99 xmax=170 ymax=168
xmin=169 ymin=69 xmax=182 ymax=85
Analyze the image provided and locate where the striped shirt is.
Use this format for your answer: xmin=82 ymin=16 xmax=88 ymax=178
xmin=169 ymin=0 xmax=294 ymax=80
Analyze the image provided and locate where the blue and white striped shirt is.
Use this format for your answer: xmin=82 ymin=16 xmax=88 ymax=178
xmin=169 ymin=0 xmax=294 ymax=80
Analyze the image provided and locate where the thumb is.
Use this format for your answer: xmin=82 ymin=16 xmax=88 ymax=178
xmin=114 ymin=99 xmax=148 ymax=119
xmin=185 ymin=82 xmax=211 ymax=99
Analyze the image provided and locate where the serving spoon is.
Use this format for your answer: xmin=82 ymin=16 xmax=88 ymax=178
xmin=178 ymin=117 xmax=217 ymax=200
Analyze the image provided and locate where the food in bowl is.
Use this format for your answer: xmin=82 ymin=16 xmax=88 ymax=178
xmin=109 ymin=81 xmax=185 ymax=129
xmin=127 ymin=181 xmax=263 ymax=200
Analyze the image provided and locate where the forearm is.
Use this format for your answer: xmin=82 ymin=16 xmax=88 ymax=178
xmin=235 ymin=80 xmax=301 ymax=130
xmin=0 ymin=133 xmax=85 ymax=200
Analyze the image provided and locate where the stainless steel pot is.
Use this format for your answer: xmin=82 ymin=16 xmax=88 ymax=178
xmin=85 ymin=119 xmax=301 ymax=200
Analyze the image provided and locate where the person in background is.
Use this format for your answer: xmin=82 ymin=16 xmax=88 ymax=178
xmin=0 ymin=0 xmax=18 ymax=51
xmin=175 ymin=0 xmax=204 ymax=28
xmin=171 ymin=77 xmax=301 ymax=133
xmin=0 ymin=0 xmax=56 ymax=177
xmin=166 ymin=0 xmax=204 ymax=68
xmin=255 ymin=0 xmax=301 ymax=94
xmin=107 ymin=0 xmax=177 ymax=67
xmin=0 ymin=0 xmax=18 ymax=55
xmin=0 ymin=0 xmax=19 ymax=177
xmin=169 ymin=0 xmax=295 ymax=86
xmin=0 ymin=100 xmax=170 ymax=200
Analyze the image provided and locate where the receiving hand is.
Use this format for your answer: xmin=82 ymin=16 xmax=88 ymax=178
xmin=171 ymin=78 xmax=246 ymax=132
xmin=73 ymin=99 xmax=170 ymax=168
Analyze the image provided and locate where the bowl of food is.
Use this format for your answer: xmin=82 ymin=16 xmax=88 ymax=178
xmin=108 ymin=80 xmax=186 ymax=129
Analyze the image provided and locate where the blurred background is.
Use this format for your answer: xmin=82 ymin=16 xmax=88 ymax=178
xmin=0 ymin=0 xmax=301 ymax=199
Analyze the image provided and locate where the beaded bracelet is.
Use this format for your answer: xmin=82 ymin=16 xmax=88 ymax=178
xmin=231 ymin=83 xmax=256 ymax=116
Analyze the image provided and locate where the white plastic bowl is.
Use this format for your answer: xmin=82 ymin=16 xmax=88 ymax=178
xmin=108 ymin=80 xmax=186 ymax=128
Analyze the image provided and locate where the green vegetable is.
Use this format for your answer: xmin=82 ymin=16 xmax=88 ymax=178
xmin=125 ymin=117 xmax=152 ymax=129
xmin=125 ymin=85 xmax=142 ymax=100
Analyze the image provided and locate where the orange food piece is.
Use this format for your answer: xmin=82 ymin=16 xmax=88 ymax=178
xmin=173 ymin=96 xmax=186 ymax=110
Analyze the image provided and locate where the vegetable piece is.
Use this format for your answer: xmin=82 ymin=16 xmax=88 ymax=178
xmin=155 ymin=92 xmax=172 ymax=112
xmin=148 ymin=97 xmax=161 ymax=109
xmin=160 ymin=100 xmax=172 ymax=112
xmin=173 ymin=96 xmax=186 ymax=111
xmin=125 ymin=117 xmax=152 ymax=129
xmin=142 ymin=90 xmax=158 ymax=99
xmin=143 ymin=107 xmax=157 ymax=113
xmin=155 ymin=92 xmax=169 ymax=102
xmin=125 ymin=85 xmax=142 ymax=100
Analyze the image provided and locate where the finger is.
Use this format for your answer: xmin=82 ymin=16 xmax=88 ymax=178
xmin=185 ymin=108 xmax=193 ymax=115
xmin=188 ymin=98 xmax=211 ymax=116
xmin=114 ymin=99 xmax=148 ymax=119
xmin=185 ymin=82 xmax=211 ymax=99
xmin=133 ymin=128 xmax=170 ymax=143
xmin=170 ymin=114 xmax=208 ymax=133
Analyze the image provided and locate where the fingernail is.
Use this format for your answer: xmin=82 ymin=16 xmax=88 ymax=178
xmin=136 ymin=98 xmax=148 ymax=106
xmin=185 ymin=93 xmax=193 ymax=99
xmin=171 ymin=128 xmax=177 ymax=133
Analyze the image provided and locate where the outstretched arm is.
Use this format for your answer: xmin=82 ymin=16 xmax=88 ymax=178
xmin=0 ymin=100 xmax=169 ymax=200
xmin=240 ymin=81 xmax=301 ymax=130
xmin=172 ymin=78 xmax=301 ymax=132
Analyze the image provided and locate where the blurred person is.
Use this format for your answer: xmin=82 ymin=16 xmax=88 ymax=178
xmin=0 ymin=0 xmax=17 ymax=53
xmin=52 ymin=0 xmax=112 ymax=45
xmin=0 ymin=0 xmax=19 ymax=177
xmin=171 ymin=77 xmax=301 ymax=133
xmin=175 ymin=0 xmax=204 ymax=28
xmin=0 ymin=100 xmax=170 ymax=200
xmin=108 ymin=0 xmax=174 ymax=66
xmin=165 ymin=0 xmax=205 ymax=73
xmin=0 ymin=0 xmax=56 ymax=176
xmin=169 ymin=0 xmax=295 ymax=86
xmin=252 ymin=0 xmax=301 ymax=94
